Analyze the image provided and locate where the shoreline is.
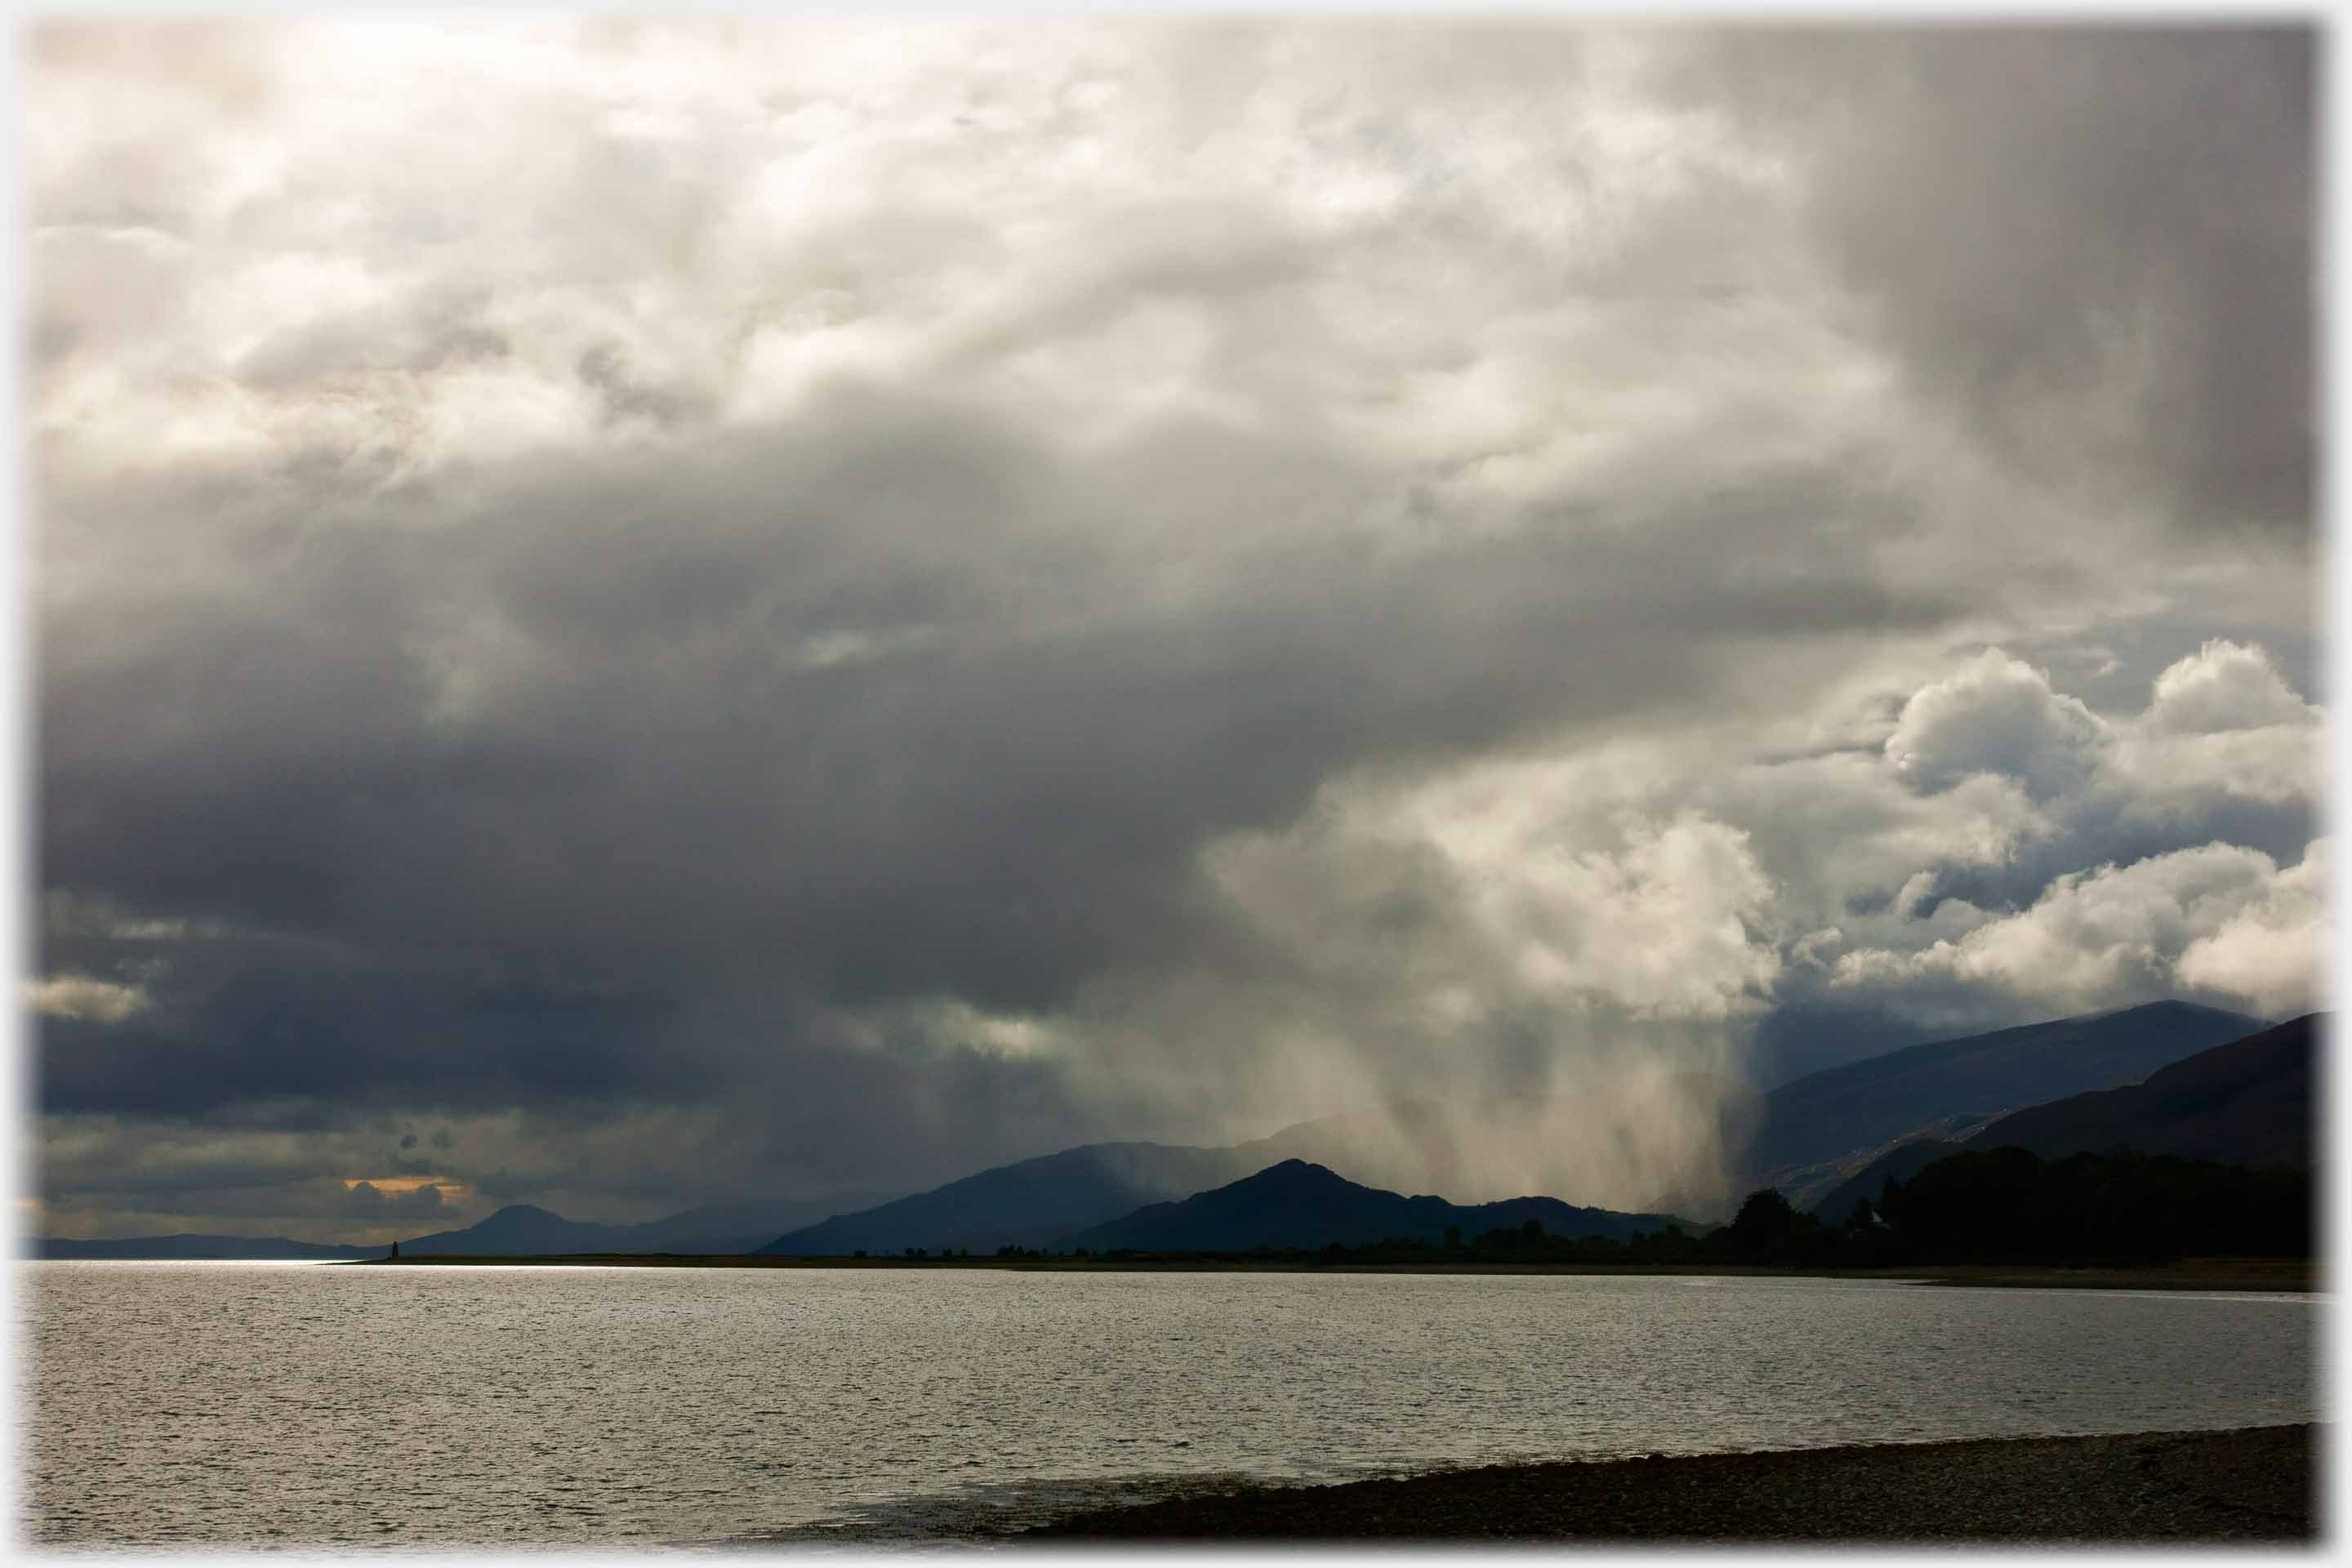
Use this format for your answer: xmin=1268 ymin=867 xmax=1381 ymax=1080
xmin=338 ymin=1254 xmax=2319 ymax=1292
xmin=1018 ymin=1423 xmax=2321 ymax=1543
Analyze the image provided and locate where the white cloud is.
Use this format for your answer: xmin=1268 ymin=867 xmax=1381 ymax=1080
xmin=2112 ymin=639 xmax=2323 ymax=809
xmin=28 ymin=973 xmax=152 ymax=1024
xmin=1831 ymin=840 xmax=2326 ymax=1018
xmin=2176 ymin=839 xmax=2328 ymax=1016
xmin=1882 ymin=648 xmax=2112 ymax=800
xmin=1463 ymin=810 xmax=1783 ymax=1021
xmin=2144 ymin=639 xmax=2318 ymax=735
xmin=1211 ymin=747 xmax=1783 ymax=1026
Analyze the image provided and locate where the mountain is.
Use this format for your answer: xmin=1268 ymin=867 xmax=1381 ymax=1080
xmin=1228 ymin=1075 xmax=1763 ymax=1218
xmin=1803 ymin=1014 xmax=2319 ymax=1224
xmin=1765 ymin=1109 xmax=2010 ymax=1214
xmin=1063 ymin=1160 xmax=1690 ymax=1254
xmin=1804 ymin=1140 xmax=1970 ymax=1226
xmin=759 ymin=1004 xmax=2249 ymax=1258
xmin=1971 ymin=1013 xmax=2317 ymax=1168
xmin=757 ymin=1143 xmax=1263 ymax=1256
xmin=1750 ymin=1000 xmax=2265 ymax=1182
xmin=756 ymin=1080 xmax=1753 ymax=1258
xmin=33 ymin=1234 xmax=385 ymax=1260
xmin=603 ymin=1195 xmax=898 ymax=1255
xmin=398 ymin=1204 xmax=634 ymax=1255
xmin=393 ymin=1190 xmax=902 ymax=1257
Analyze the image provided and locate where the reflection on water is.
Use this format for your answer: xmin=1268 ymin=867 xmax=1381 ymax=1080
xmin=24 ymin=1263 xmax=2319 ymax=1545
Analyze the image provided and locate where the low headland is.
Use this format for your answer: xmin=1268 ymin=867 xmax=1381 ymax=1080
xmin=1018 ymin=1423 xmax=2319 ymax=1543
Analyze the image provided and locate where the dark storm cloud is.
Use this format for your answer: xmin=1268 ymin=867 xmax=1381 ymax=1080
xmin=39 ymin=376 xmax=1961 ymax=1125
xmin=1674 ymin=26 xmax=2314 ymax=539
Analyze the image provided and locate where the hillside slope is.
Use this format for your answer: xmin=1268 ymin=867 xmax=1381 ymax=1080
xmin=1978 ymin=1013 xmax=2317 ymax=1167
xmin=1062 ymin=1160 xmax=1689 ymax=1253
xmin=1753 ymin=1000 xmax=2263 ymax=1179
xmin=757 ymin=1142 xmax=1262 ymax=1255
xmin=1805 ymin=1014 xmax=2319 ymax=1224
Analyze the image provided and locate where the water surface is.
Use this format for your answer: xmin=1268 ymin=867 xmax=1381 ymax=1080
xmin=24 ymin=1263 xmax=2319 ymax=1544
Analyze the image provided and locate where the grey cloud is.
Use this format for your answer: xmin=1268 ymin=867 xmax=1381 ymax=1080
xmin=1676 ymin=26 xmax=2314 ymax=539
xmin=41 ymin=381 xmax=1961 ymax=1044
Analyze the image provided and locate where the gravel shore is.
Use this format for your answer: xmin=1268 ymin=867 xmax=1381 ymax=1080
xmin=1022 ymin=1424 xmax=2319 ymax=1544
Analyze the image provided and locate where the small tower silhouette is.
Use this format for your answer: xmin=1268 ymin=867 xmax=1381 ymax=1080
xmin=389 ymin=1239 xmax=400 ymax=1260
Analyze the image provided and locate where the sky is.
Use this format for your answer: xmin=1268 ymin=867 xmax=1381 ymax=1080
xmin=28 ymin=20 xmax=2324 ymax=1241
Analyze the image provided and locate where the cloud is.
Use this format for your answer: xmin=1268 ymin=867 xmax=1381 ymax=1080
xmin=2112 ymin=640 xmax=2323 ymax=813
xmin=29 ymin=23 xmax=2318 ymax=1227
xmin=1883 ymin=648 xmax=2112 ymax=800
xmin=1212 ymin=754 xmax=1781 ymax=1028
xmin=340 ymin=1179 xmax=459 ymax=1220
xmin=1676 ymin=27 xmax=2314 ymax=539
xmin=2176 ymin=840 xmax=2329 ymax=1018
xmin=2143 ymin=639 xmax=2319 ymax=735
xmin=28 ymin=973 xmax=152 ymax=1024
xmin=1832 ymin=840 xmax=2328 ymax=1022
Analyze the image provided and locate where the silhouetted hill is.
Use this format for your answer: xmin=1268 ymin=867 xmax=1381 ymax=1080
xmin=1805 ymin=1139 xmax=1968 ymax=1226
xmin=756 ymin=1085 xmax=1748 ymax=1258
xmin=757 ymin=1143 xmax=1262 ymax=1256
xmin=1752 ymin=1000 xmax=2264 ymax=1181
xmin=1975 ymin=1013 xmax=2318 ymax=1167
xmin=389 ymin=1191 xmax=901 ymax=1257
xmin=33 ymin=1234 xmax=384 ymax=1260
xmin=1062 ymin=1160 xmax=1690 ymax=1254
xmin=601 ymin=1194 xmax=898 ymax=1254
xmin=1804 ymin=1015 xmax=2319 ymax=1224
xmin=1766 ymin=1110 xmax=2008 ymax=1214
xmin=399 ymin=1204 xmax=631 ymax=1255
xmin=756 ymin=1007 xmax=2247 ymax=1258
xmin=1231 ymin=1075 xmax=1762 ymax=1218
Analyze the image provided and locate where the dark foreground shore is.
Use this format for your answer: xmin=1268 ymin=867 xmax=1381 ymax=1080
xmin=1021 ymin=1424 xmax=2320 ymax=1543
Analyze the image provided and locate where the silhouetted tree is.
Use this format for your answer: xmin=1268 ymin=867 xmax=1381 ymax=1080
xmin=1724 ymin=1188 xmax=1803 ymax=1260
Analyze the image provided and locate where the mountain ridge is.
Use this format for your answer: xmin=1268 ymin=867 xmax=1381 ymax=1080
xmin=1062 ymin=1159 xmax=1692 ymax=1254
xmin=1748 ymin=1000 xmax=2265 ymax=1183
xmin=1805 ymin=1014 xmax=2318 ymax=1224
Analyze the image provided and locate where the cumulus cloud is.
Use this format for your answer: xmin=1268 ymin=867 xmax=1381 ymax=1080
xmin=1832 ymin=840 xmax=2327 ymax=1021
xmin=2176 ymin=840 xmax=2329 ymax=1017
xmin=1883 ymin=649 xmax=2113 ymax=800
xmin=2144 ymin=639 xmax=2319 ymax=736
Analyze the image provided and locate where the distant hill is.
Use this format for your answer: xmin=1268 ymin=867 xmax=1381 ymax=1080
xmin=1762 ymin=1108 xmax=2009 ymax=1214
xmin=607 ymin=1195 xmax=897 ymax=1255
xmin=1751 ymin=1000 xmax=2264 ymax=1182
xmin=1062 ymin=1160 xmax=1690 ymax=1254
xmin=1229 ymin=1075 xmax=1763 ymax=1217
xmin=1804 ymin=1014 xmax=2319 ymax=1224
xmin=755 ymin=1080 xmax=1753 ymax=1258
xmin=1974 ymin=1013 xmax=2317 ymax=1168
xmin=398 ymin=1204 xmax=631 ymax=1255
xmin=33 ymin=1234 xmax=385 ymax=1261
xmin=1804 ymin=1139 xmax=1970 ymax=1226
xmin=394 ymin=1191 xmax=898 ymax=1257
xmin=757 ymin=1143 xmax=1263 ymax=1256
